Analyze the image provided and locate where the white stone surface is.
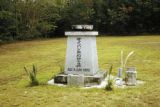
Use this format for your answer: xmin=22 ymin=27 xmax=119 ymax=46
xmin=65 ymin=31 xmax=99 ymax=75
xmin=115 ymin=78 xmax=123 ymax=86
xmin=65 ymin=31 xmax=98 ymax=36
xmin=47 ymin=79 xmax=66 ymax=87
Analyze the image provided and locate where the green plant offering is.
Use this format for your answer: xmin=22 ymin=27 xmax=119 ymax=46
xmin=24 ymin=65 xmax=39 ymax=86
xmin=105 ymin=65 xmax=113 ymax=91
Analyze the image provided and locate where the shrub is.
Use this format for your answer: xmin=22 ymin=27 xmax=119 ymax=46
xmin=24 ymin=65 xmax=39 ymax=86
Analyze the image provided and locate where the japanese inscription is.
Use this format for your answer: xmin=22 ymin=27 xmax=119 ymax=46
xmin=67 ymin=37 xmax=90 ymax=72
xmin=76 ymin=38 xmax=82 ymax=68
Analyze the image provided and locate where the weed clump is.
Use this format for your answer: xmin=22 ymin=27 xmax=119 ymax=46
xmin=24 ymin=65 xmax=39 ymax=86
xmin=105 ymin=65 xmax=113 ymax=91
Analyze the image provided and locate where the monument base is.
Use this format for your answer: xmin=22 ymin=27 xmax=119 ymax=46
xmin=50 ymin=71 xmax=107 ymax=87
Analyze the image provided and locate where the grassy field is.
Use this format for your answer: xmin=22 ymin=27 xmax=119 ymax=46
xmin=0 ymin=36 xmax=160 ymax=107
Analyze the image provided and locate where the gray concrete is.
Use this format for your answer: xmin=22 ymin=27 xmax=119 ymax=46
xmin=67 ymin=74 xmax=84 ymax=87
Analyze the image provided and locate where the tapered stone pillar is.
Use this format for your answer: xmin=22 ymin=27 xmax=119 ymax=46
xmin=65 ymin=30 xmax=99 ymax=76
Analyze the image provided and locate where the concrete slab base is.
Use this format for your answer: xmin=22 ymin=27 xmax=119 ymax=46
xmin=48 ymin=74 xmax=145 ymax=89
xmin=48 ymin=71 xmax=107 ymax=87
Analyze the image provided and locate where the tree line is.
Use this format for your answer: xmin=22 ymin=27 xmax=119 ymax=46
xmin=0 ymin=0 xmax=160 ymax=42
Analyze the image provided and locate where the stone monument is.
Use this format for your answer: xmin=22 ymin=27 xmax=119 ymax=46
xmin=53 ymin=25 xmax=106 ymax=87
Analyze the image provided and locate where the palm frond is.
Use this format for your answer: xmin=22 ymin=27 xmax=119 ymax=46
xmin=121 ymin=50 xmax=124 ymax=68
xmin=124 ymin=51 xmax=134 ymax=68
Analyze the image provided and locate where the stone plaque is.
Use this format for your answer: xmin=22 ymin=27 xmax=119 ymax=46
xmin=67 ymin=74 xmax=84 ymax=87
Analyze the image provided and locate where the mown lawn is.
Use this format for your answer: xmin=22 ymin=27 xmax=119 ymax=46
xmin=0 ymin=36 xmax=160 ymax=107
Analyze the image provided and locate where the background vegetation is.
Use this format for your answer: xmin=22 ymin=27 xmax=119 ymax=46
xmin=0 ymin=0 xmax=160 ymax=42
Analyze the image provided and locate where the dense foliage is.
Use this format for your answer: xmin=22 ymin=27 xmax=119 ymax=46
xmin=0 ymin=0 xmax=160 ymax=42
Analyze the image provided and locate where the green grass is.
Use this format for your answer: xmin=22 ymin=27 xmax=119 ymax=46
xmin=0 ymin=36 xmax=160 ymax=107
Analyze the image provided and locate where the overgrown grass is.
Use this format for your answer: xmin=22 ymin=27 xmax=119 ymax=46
xmin=0 ymin=36 xmax=160 ymax=107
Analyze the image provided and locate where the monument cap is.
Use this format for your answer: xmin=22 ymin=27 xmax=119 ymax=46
xmin=72 ymin=25 xmax=93 ymax=31
xmin=65 ymin=25 xmax=98 ymax=36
